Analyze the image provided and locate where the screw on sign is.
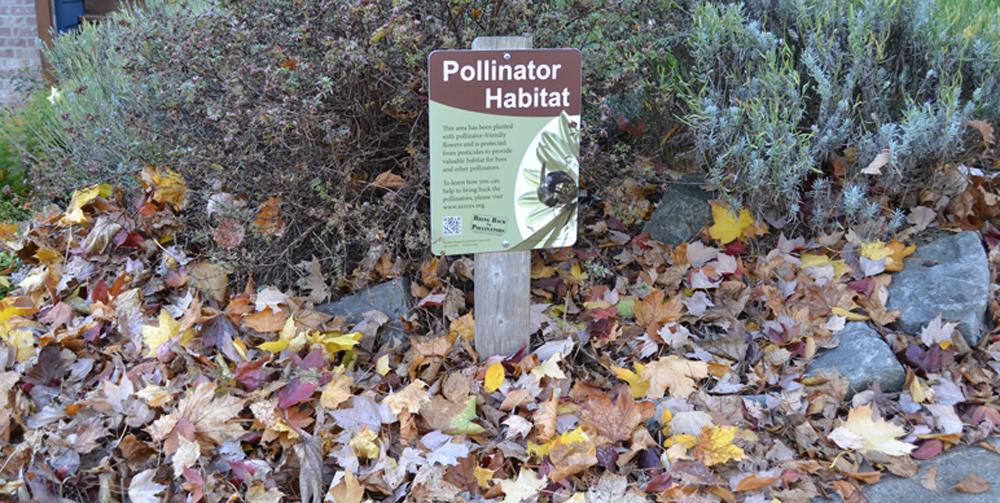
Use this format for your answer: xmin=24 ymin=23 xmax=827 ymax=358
xmin=428 ymin=36 xmax=582 ymax=356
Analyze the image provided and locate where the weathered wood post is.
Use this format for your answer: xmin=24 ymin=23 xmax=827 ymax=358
xmin=471 ymin=36 xmax=533 ymax=357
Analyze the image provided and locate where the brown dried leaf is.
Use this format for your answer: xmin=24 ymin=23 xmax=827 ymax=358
xmin=952 ymin=473 xmax=991 ymax=494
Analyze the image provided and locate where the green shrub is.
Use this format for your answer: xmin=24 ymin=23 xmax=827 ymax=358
xmin=682 ymin=0 xmax=1000 ymax=235
xmin=35 ymin=0 xmax=681 ymax=286
xmin=0 ymin=88 xmax=58 ymax=221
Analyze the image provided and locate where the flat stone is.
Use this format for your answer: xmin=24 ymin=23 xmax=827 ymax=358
xmin=816 ymin=438 xmax=1000 ymax=502
xmin=806 ymin=322 xmax=904 ymax=397
xmin=642 ymin=179 xmax=712 ymax=245
xmin=887 ymin=231 xmax=989 ymax=345
xmin=316 ymin=278 xmax=410 ymax=345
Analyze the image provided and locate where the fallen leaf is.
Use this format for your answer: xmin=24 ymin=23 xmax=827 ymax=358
xmin=484 ymin=362 xmax=505 ymax=392
xmin=708 ymin=202 xmax=755 ymax=244
xmin=254 ymin=196 xmax=285 ymax=237
xmin=828 ymin=405 xmax=916 ymax=456
xmin=694 ymin=425 xmax=745 ymax=466
xmin=373 ymin=170 xmax=406 ymax=190
xmin=499 ymin=468 xmax=546 ymax=503
xmin=952 ymin=473 xmax=991 ymax=494
xmin=128 ymin=469 xmax=166 ymax=503
xmin=862 ymin=149 xmax=890 ymax=175
xmin=641 ymin=355 xmax=709 ymax=399
xmin=142 ymin=309 xmax=180 ymax=357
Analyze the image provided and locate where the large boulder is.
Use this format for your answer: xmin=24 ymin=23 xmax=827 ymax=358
xmin=316 ymin=278 xmax=410 ymax=345
xmin=806 ymin=323 xmax=904 ymax=397
xmin=887 ymin=231 xmax=989 ymax=346
xmin=642 ymin=179 xmax=712 ymax=245
xmin=818 ymin=438 xmax=1000 ymax=502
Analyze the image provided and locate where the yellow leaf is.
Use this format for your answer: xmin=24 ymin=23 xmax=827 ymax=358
xmin=800 ymin=253 xmax=851 ymax=278
xmin=309 ymin=330 xmax=362 ymax=355
xmin=569 ymin=262 xmax=587 ymax=283
xmin=62 ymin=183 xmax=112 ymax=225
xmin=320 ymin=373 xmax=354 ymax=409
xmin=6 ymin=329 xmax=35 ymax=362
xmin=612 ymin=364 xmax=649 ymax=398
xmin=349 ymin=427 xmax=380 ymax=459
xmin=142 ymin=309 xmax=180 ymax=357
xmin=141 ymin=166 xmax=187 ymax=210
xmin=708 ymin=202 xmax=755 ymax=244
xmin=484 ymin=362 xmax=505 ymax=392
xmin=473 ymin=466 xmax=495 ymax=489
xmin=827 ymin=404 xmax=916 ymax=456
xmin=448 ymin=313 xmax=475 ymax=342
xmin=256 ymin=338 xmax=288 ymax=353
xmin=695 ymin=425 xmax=745 ymax=467
xmin=831 ymin=307 xmax=869 ymax=321
xmin=885 ymin=240 xmax=916 ymax=272
xmin=663 ymin=433 xmax=697 ymax=449
xmin=640 ymin=355 xmax=709 ymax=399
xmin=860 ymin=241 xmax=893 ymax=261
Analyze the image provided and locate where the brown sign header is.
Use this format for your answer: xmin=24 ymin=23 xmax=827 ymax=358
xmin=428 ymin=49 xmax=581 ymax=117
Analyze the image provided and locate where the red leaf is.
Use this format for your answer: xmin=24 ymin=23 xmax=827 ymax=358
xmin=278 ymin=378 xmax=318 ymax=409
xmin=911 ymin=440 xmax=943 ymax=460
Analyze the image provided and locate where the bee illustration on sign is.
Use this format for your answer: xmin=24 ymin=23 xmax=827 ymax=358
xmin=513 ymin=111 xmax=579 ymax=250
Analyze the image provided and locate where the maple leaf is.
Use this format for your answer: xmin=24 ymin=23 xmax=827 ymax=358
xmin=531 ymin=352 xmax=567 ymax=380
xmin=499 ymin=468 xmax=546 ymax=503
xmin=384 ymin=379 xmax=430 ymax=416
xmin=694 ymin=425 xmax=745 ymax=466
xmin=142 ymin=309 xmax=180 ymax=357
xmin=580 ymin=385 xmax=649 ymax=444
xmin=827 ymin=405 xmax=916 ymax=456
xmin=860 ymin=241 xmax=893 ymax=261
xmin=640 ymin=355 xmax=709 ymax=399
xmin=128 ymin=469 xmax=167 ymax=503
xmin=448 ymin=313 xmax=475 ymax=342
xmin=320 ymin=373 xmax=354 ymax=409
xmin=634 ymin=289 xmax=682 ymax=331
xmin=548 ymin=427 xmax=598 ymax=481
xmin=61 ymin=183 xmax=112 ymax=225
xmin=141 ymin=166 xmax=187 ymax=210
xmin=148 ymin=381 xmax=245 ymax=454
xmin=920 ymin=314 xmax=958 ymax=349
xmin=708 ymin=202 xmax=755 ymax=244
xmin=484 ymin=362 xmax=505 ymax=392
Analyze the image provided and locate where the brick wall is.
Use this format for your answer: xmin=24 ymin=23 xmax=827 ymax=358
xmin=0 ymin=0 xmax=42 ymax=107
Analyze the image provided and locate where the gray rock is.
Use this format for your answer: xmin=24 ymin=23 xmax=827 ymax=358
xmin=316 ymin=278 xmax=410 ymax=345
xmin=806 ymin=322 xmax=904 ymax=397
xmin=642 ymin=179 xmax=712 ymax=245
xmin=816 ymin=438 xmax=1000 ymax=502
xmin=887 ymin=231 xmax=989 ymax=346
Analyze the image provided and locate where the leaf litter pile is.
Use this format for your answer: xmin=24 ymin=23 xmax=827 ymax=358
xmin=1 ymin=163 xmax=1000 ymax=503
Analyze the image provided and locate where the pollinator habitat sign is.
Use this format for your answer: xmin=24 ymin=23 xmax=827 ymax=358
xmin=428 ymin=49 xmax=582 ymax=255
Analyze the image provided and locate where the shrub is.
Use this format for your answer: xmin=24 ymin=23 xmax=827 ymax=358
xmin=34 ymin=0 xmax=682 ymax=287
xmin=0 ymin=88 xmax=58 ymax=221
xmin=682 ymin=0 xmax=1000 ymax=235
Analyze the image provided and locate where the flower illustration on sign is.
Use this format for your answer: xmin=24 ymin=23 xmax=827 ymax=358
xmin=513 ymin=111 xmax=580 ymax=250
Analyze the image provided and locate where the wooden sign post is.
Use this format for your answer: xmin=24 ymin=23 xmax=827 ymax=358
xmin=428 ymin=37 xmax=581 ymax=356
xmin=472 ymin=36 xmax=532 ymax=357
